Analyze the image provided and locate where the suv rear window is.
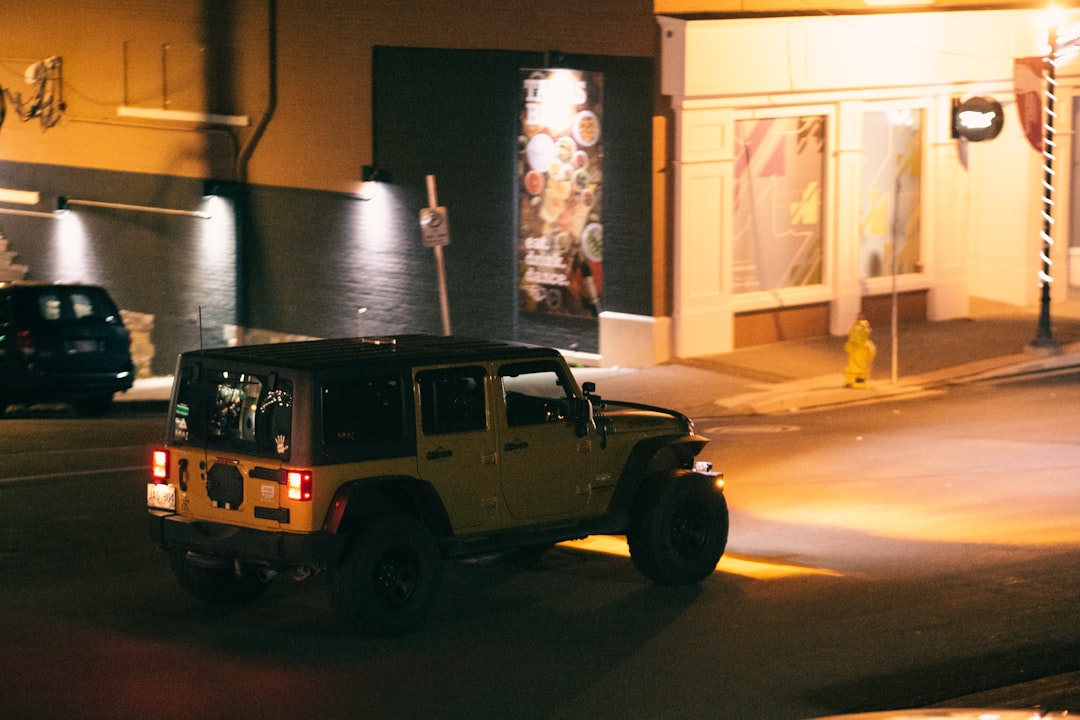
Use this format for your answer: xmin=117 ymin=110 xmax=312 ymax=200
xmin=17 ymin=286 xmax=122 ymax=324
xmin=172 ymin=366 xmax=293 ymax=460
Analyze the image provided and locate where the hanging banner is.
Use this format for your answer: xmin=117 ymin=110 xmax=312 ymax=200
xmin=1014 ymin=56 xmax=1045 ymax=153
xmin=518 ymin=69 xmax=603 ymax=317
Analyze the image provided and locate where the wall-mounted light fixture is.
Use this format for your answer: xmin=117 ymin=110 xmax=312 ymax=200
xmin=361 ymin=166 xmax=392 ymax=184
xmin=358 ymin=165 xmax=392 ymax=202
xmin=202 ymin=180 xmax=244 ymax=198
xmin=57 ymin=195 xmax=211 ymax=220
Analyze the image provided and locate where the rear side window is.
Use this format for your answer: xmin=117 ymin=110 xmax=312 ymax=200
xmin=173 ymin=366 xmax=293 ymax=460
xmin=417 ymin=366 xmax=487 ymax=435
xmin=321 ymin=374 xmax=407 ymax=457
xmin=38 ymin=293 xmax=62 ymax=320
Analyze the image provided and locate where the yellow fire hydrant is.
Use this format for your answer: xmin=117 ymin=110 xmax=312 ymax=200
xmin=844 ymin=317 xmax=876 ymax=388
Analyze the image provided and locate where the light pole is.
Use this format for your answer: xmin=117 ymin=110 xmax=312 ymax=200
xmin=1033 ymin=24 xmax=1060 ymax=349
xmin=1033 ymin=18 xmax=1080 ymax=350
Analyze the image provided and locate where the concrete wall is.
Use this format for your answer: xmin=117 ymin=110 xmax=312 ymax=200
xmin=658 ymin=8 xmax=1080 ymax=356
xmin=0 ymin=0 xmax=656 ymax=193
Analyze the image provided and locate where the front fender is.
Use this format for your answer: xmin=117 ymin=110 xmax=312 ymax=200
xmin=606 ymin=434 xmax=712 ymax=522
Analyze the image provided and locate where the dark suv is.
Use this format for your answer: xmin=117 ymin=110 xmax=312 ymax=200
xmin=148 ymin=335 xmax=728 ymax=636
xmin=0 ymin=282 xmax=135 ymax=415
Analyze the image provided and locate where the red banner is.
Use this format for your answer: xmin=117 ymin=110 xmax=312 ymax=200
xmin=1014 ymin=56 xmax=1045 ymax=154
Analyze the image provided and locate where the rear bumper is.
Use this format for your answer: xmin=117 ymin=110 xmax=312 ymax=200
xmin=0 ymin=367 xmax=135 ymax=397
xmin=148 ymin=510 xmax=346 ymax=569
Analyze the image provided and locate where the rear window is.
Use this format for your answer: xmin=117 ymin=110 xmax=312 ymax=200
xmin=172 ymin=366 xmax=293 ymax=461
xmin=18 ymin=286 xmax=122 ymax=324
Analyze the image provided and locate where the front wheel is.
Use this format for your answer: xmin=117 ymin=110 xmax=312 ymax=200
xmin=627 ymin=474 xmax=729 ymax=585
xmin=326 ymin=514 xmax=443 ymax=637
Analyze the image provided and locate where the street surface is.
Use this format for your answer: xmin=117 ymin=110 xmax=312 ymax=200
xmin=0 ymin=374 xmax=1078 ymax=720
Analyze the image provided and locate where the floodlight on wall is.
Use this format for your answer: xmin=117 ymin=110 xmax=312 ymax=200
xmin=361 ymin=166 xmax=391 ymax=184
xmin=56 ymin=195 xmax=211 ymax=220
xmin=202 ymin=180 xmax=244 ymax=198
xmin=358 ymin=165 xmax=392 ymax=201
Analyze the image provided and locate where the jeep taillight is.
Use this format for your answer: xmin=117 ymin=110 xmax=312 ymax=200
xmin=285 ymin=470 xmax=312 ymax=501
xmin=16 ymin=330 xmax=35 ymax=356
xmin=152 ymin=449 xmax=169 ymax=482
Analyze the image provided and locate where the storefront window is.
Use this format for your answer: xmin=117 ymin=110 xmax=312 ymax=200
xmin=859 ymin=109 xmax=923 ymax=278
xmin=733 ymin=116 xmax=826 ymax=293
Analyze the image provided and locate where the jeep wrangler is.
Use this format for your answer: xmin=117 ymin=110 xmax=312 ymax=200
xmin=147 ymin=335 xmax=727 ymax=636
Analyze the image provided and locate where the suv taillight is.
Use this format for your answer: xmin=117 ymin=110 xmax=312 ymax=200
xmin=152 ymin=449 xmax=169 ymax=482
xmin=285 ymin=470 xmax=312 ymax=501
xmin=16 ymin=330 xmax=35 ymax=356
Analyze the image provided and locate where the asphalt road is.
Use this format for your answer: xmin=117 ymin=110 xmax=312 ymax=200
xmin=0 ymin=375 xmax=1078 ymax=719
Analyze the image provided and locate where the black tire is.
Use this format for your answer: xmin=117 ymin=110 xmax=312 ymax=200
xmin=168 ymin=551 xmax=270 ymax=605
xmin=627 ymin=474 xmax=729 ymax=585
xmin=326 ymin=514 xmax=443 ymax=637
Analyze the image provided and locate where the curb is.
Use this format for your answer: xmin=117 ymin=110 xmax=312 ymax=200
xmin=714 ymin=348 xmax=1080 ymax=415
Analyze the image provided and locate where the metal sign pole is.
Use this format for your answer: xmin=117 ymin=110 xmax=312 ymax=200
xmin=425 ymin=174 xmax=452 ymax=336
xmin=891 ymin=175 xmax=900 ymax=385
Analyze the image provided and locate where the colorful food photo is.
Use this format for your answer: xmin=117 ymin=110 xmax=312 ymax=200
xmin=518 ymin=69 xmax=603 ymax=318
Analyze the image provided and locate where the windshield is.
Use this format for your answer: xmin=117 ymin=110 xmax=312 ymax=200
xmin=172 ymin=366 xmax=293 ymax=460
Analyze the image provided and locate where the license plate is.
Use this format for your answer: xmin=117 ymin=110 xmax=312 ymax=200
xmin=147 ymin=483 xmax=176 ymax=511
xmin=68 ymin=339 xmax=103 ymax=353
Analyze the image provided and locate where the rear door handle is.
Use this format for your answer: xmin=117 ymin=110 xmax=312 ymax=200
xmin=504 ymin=440 xmax=529 ymax=452
xmin=426 ymin=448 xmax=453 ymax=460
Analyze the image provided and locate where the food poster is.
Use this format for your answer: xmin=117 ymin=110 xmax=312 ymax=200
xmin=518 ymin=69 xmax=603 ymax=318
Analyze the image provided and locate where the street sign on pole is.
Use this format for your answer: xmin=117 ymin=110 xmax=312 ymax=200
xmin=419 ymin=206 xmax=450 ymax=248
xmin=423 ymin=175 xmax=452 ymax=336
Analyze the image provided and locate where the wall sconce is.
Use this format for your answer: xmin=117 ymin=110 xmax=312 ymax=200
xmin=359 ymin=165 xmax=392 ymax=201
xmin=362 ymin=165 xmax=392 ymax=184
xmin=202 ymin=180 xmax=244 ymax=198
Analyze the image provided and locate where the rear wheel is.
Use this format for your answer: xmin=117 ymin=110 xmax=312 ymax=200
xmin=168 ymin=551 xmax=270 ymax=605
xmin=627 ymin=475 xmax=729 ymax=585
xmin=327 ymin=514 xmax=443 ymax=637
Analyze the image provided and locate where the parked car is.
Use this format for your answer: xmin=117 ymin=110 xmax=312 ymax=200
xmin=147 ymin=334 xmax=728 ymax=636
xmin=0 ymin=281 xmax=135 ymax=415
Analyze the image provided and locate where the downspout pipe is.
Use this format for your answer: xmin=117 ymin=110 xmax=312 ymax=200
xmin=234 ymin=0 xmax=277 ymax=343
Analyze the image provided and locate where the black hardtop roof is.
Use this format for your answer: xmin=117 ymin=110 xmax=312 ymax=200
xmin=180 ymin=334 xmax=564 ymax=372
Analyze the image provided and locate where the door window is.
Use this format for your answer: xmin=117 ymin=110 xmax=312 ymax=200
xmin=417 ymin=366 xmax=488 ymax=435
